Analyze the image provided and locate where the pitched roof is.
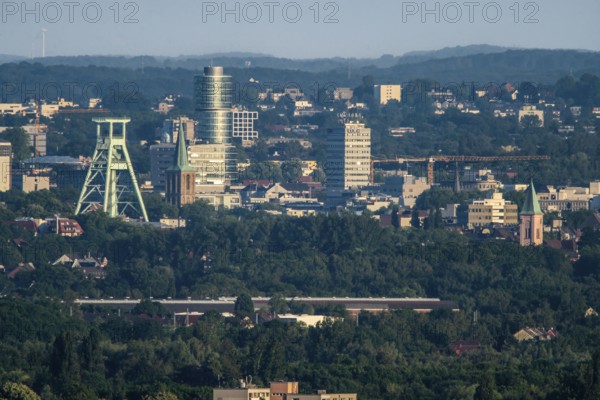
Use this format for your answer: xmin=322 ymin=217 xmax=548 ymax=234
xmin=167 ymin=123 xmax=194 ymax=172
xmin=521 ymin=181 xmax=543 ymax=215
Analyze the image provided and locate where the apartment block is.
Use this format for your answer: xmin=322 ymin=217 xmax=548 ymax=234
xmin=518 ymin=105 xmax=544 ymax=127
xmin=0 ymin=141 xmax=12 ymax=192
xmin=383 ymin=174 xmax=430 ymax=208
xmin=326 ymin=120 xmax=371 ymax=201
xmin=373 ymin=85 xmax=401 ymax=105
xmin=149 ymin=143 xmax=176 ymax=191
xmin=468 ymin=192 xmax=518 ymax=227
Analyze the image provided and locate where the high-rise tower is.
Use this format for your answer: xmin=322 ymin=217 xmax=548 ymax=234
xmin=75 ymin=118 xmax=148 ymax=221
xmin=165 ymin=124 xmax=196 ymax=208
xmin=194 ymin=66 xmax=236 ymax=184
xmin=520 ymin=181 xmax=543 ymax=246
xmin=326 ymin=117 xmax=371 ymax=203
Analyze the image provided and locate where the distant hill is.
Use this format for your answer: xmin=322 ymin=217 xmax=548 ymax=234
xmin=374 ymin=49 xmax=600 ymax=83
xmin=0 ymin=54 xmax=26 ymax=64
xmin=396 ymin=44 xmax=512 ymax=64
xmin=1 ymin=49 xmax=599 ymax=105
xmin=18 ymin=45 xmax=513 ymax=72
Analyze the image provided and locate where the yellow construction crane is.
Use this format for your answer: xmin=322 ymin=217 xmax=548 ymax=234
xmin=372 ymin=155 xmax=551 ymax=185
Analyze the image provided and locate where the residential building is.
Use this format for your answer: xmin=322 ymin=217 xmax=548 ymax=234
xmin=290 ymin=392 xmax=356 ymax=400
xmin=213 ymin=388 xmax=271 ymax=400
xmin=43 ymin=217 xmax=84 ymax=237
xmin=388 ymin=127 xmax=415 ymax=137
xmin=373 ymin=84 xmax=401 ymax=105
xmin=284 ymin=203 xmax=321 ymax=217
xmin=513 ymin=327 xmax=557 ymax=342
xmin=277 ymin=314 xmax=337 ymax=327
xmin=333 ymin=87 xmax=353 ymax=101
xmin=520 ymin=182 xmax=543 ymax=246
xmin=383 ymin=174 xmax=430 ymax=208
xmin=53 ymin=254 xmax=108 ymax=279
xmin=468 ymin=192 xmax=519 ymax=227
xmin=15 ymin=173 xmax=50 ymax=192
xmin=214 ymin=382 xmax=355 ymax=400
xmin=270 ymin=382 xmax=299 ymax=400
xmin=518 ymin=105 xmax=544 ymax=127
xmin=196 ymin=192 xmax=241 ymax=209
xmin=40 ymin=104 xmax=59 ymax=118
xmin=0 ymin=103 xmax=27 ymax=115
xmin=537 ymin=184 xmax=596 ymax=212
xmin=0 ymin=124 xmax=47 ymax=156
xmin=165 ymin=124 xmax=196 ymax=209
xmin=0 ymin=141 xmax=11 ymax=191
xmin=194 ymin=66 xmax=236 ymax=184
xmin=88 ymin=98 xmax=102 ymax=108
xmin=149 ymin=143 xmax=176 ymax=191
xmin=326 ymin=120 xmax=371 ymax=202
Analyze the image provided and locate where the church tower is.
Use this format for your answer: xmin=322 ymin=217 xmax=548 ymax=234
xmin=520 ymin=180 xmax=543 ymax=246
xmin=165 ymin=124 xmax=196 ymax=208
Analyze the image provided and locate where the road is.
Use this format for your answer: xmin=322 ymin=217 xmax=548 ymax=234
xmin=75 ymin=297 xmax=459 ymax=314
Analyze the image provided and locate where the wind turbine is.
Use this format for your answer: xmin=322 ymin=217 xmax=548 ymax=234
xmin=41 ymin=29 xmax=47 ymax=58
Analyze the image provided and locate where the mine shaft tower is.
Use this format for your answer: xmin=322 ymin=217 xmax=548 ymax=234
xmin=75 ymin=117 xmax=148 ymax=221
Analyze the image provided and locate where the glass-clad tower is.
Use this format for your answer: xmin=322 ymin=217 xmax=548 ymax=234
xmin=194 ymin=66 xmax=236 ymax=184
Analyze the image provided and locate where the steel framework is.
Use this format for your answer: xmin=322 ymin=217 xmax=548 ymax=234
xmin=75 ymin=118 xmax=148 ymax=221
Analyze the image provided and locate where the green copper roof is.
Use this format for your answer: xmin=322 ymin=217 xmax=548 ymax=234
xmin=521 ymin=180 xmax=543 ymax=215
xmin=168 ymin=123 xmax=194 ymax=172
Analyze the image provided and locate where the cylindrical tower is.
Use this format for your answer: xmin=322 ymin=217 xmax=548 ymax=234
xmin=194 ymin=66 xmax=236 ymax=184
xmin=195 ymin=66 xmax=232 ymax=144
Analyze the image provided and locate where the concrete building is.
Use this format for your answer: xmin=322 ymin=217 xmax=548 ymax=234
xmin=537 ymin=184 xmax=597 ymax=212
xmin=213 ymin=388 xmax=271 ymax=400
xmin=468 ymin=192 xmax=519 ymax=227
xmin=326 ymin=120 xmax=371 ymax=202
xmin=333 ymin=87 xmax=353 ymax=101
xmin=290 ymin=393 xmax=356 ymax=400
xmin=149 ymin=144 xmax=176 ymax=191
xmin=0 ymin=103 xmax=27 ymax=115
xmin=520 ymin=182 xmax=543 ymax=246
xmin=0 ymin=125 xmax=47 ymax=156
xmin=374 ymin=84 xmax=401 ymax=105
xmin=15 ymin=173 xmax=50 ymax=192
xmin=383 ymin=174 xmax=425 ymax=206
xmin=518 ymin=105 xmax=544 ymax=127
xmin=214 ymin=382 xmax=355 ymax=400
xmin=195 ymin=66 xmax=236 ymax=184
xmin=0 ymin=141 xmax=11 ymax=192
xmin=188 ymin=144 xmax=230 ymax=186
xmin=270 ymin=382 xmax=299 ymax=400
xmin=40 ymin=104 xmax=59 ymax=118
xmin=196 ymin=192 xmax=241 ymax=209
xmin=161 ymin=117 xmax=196 ymax=144
xmin=383 ymin=174 xmax=430 ymax=208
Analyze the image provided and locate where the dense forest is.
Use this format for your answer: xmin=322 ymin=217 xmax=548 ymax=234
xmin=0 ymin=191 xmax=600 ymax=399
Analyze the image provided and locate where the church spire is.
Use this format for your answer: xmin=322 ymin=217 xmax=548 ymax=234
xmin=521 ymin=180 xmax=542 ymax=215
xmin=168 ymin=123 xmax=194 ymax=172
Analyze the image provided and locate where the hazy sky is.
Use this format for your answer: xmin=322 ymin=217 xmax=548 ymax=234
xmin=1 ymin=0 xmax=599 ymax=58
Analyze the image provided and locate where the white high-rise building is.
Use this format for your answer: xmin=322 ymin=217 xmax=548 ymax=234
xmin=327 ymin=120 xmax=371 ymax=201
xmin=0 ymin=141 xmax=12 ymax=192
xmin=231 ymin=108 xmax=258 ymax=144
xmin=374 ymin=84 xmax=401 ymax=105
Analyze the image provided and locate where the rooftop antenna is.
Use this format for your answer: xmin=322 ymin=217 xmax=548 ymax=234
xmin=347 ymin=59 xmax=351 ymax=80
